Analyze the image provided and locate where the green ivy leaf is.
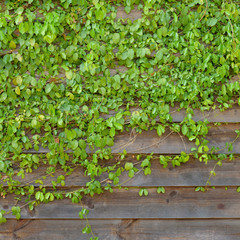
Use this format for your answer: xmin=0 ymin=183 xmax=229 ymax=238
xmin=114 ymin=122 xmax=123 ymax=130
xmin=0 ymin=93 xmax=7 ymax=102
xmin=66 ymin=70 xmax=73 ymax=80
xmin=157 ymin=125 xmax=165 ymax=137
xmin=9 ymin=41 xmax=16 ymax=49
xmin=207 ymin=18 xmax=218 ymax=27
xmin=157 ymin=187 xmax=165 ymax=194
xmin=112 ymin=33 xmax=120 ymax=44
xmin=125 ymin=162 xmax=133 ymax=171
xmin=44 ymin=34 xmax=56 ymax=44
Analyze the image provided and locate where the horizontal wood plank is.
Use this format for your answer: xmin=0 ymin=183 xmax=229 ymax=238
xmin=6 ymin=157 xmax=240 ymax=187
xmin=111 ymin=123 xmax=240 ymax=154
xmin=2 ymin=219 xmax=240 ymax=240
xmin=2 ymin=187 xmax=240 ymax=219
xmin=116 ymin=6 xmax=142 ymax=21
xmin=107 ymin=104 xmax=240 ymax=123
xmin=24 ymin=123 xmax=240 ymax=154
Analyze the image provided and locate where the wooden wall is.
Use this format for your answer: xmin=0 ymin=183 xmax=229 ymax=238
xmin=1 ymin=7 xmax=240 ymax=240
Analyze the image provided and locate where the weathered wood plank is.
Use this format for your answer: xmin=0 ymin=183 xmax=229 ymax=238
xmin=6 ymin=157 xmax=240 ymax=187
xmin=2 ymin=219 xmax=240 ymax=240
xmin=116 ymin=6 xmax=142 ymax=21
xmin=108 ymin=104 xmax=240 ymax=123
xmin=2 ymin=187 xmax=240 ymax=219
xmin=24 ymin=123 xmax=240 ymax=154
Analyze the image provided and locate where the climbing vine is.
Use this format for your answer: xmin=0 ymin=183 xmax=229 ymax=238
xmin=0 ymin=0 xmax=240 ymax=238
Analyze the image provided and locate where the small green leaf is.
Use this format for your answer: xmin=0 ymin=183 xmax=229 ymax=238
xmin=125 ymin=162 xmax=133 ymax=171
xmin=207 ymin=18 xmax=218 ymax=27
xmin=45 ymin=83 xmax=54 ymax=94
xmin=15 ymin=86 xmax=21 ymax=95
xmin=157 ymin=187 xmax=165 ymax=194
xmin=157 ymin=125 xmax=165 ymax=136
xmin=44 ymin=34 xmax=56 ymax=44
xmin=9 ymin=41 xmax=16 ymax=49
xmin=114 ymin=122 xmax=123 ymax=130
xmin=139 ymin=188 xmax=148 ymax=196
xmin=0 ymin=92 xmax=7 ymax=102
xmin=31 ymin=119 xmax=39 ymax=128
xmin=128 ymin=169 xmax=135 ymax=178
xmin=112 ymin=33 xmax=120 ymax=44
xmin=182 ymin=124 xmax=188 ymax=135
xmin=95 ymin=9 xmax=106 ymax=20
xmin=66 ymin=70 xmax=73 ymax=80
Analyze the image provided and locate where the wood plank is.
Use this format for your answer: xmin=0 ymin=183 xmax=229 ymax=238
xmin=116 ymin=6 xmax=142 ymax=21
xmin=6 ymin=157 xmax=240 ymax=187
xmin=2 ymin=219 xmax=240 ymax=240
xmin=106 ymin=104 xmax=240 ymax=123
xmin=2 ymin=187 xmax=240 ymax=219
xmin=111 ymin=123 xmax=240 ymax=154
xmin=24 ymin=123 xmax=240 ymax=154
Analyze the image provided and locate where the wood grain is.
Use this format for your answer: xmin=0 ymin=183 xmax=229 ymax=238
xmin=5 ymin=157 xmax=240 ymax=187
xmin=2 ymin=219 xmax=240 ymax=240
xmin=23 ymin=123 xmax=240 ymax=154
xmin=116 ymin=6 xmax=142 ymax=21
xmin=106 ymin=104 xmax=240 ymax=123
xmin=2 ymin=187 xmax=240 ymax=219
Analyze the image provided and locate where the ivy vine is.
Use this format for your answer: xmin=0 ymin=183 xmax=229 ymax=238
xmin=0 ymin=0 xmax=240 ymax=238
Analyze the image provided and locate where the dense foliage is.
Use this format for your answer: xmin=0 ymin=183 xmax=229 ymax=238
xmin=0 ymin=0 xmax=240 ymax=238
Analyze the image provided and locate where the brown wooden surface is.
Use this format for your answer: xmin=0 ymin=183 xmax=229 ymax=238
xmin=6 ymin=157 xmax=240 ymax=187
xmin=106 ymin=104 xmax=240 ymax=123
xmin=1 ymin=219 xmax=240 ymax=240
xmin=23 ymin=123 xmax=240 ymax=154
xmin=2 ymin=187 xmax=240 ymax=219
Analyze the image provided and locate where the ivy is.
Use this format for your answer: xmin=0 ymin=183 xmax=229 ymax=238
xmin=0 ymin=0 xmax=240 ymax=238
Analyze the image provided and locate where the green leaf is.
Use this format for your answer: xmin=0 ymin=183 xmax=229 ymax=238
xmin=0 ymin=212 xmax=6 ymax=224
xmin=125 ymin=162 xmax=133 ymax=171
xmin=44 ymin=34 xmax=56 ymax=44
xmin=139 ymin=188 xmax=148 ymax=196
xmin=157 ymin=186 xmax=165 ymax=194
xmin=66 ymin=70 xmax=73 ymax=80
xmin=182 ymin=124 xmax=188 ymax=135
xmin=137 ymin=48 xmax=146 ymax=58
xmin=207 ymin=18 xmax=218 ymax=27
xmin=35 ymin=191 xmax=41 ymax=200
xmin=112 ymin=33 xmax=120 ymax=44
xmin=141 ymin=158 xmax=149 ymax=168
xmin=121 ymin=49 xmax=134 ymax=60
xmin=15 ymin=86 xmax=21 ymax=95
xmin=114 ymin=122 xmax=123 ymax=130
xmin=128 ymin=169 xmax=135 ymax=178
xmin=0 ymin=161 xmax=5 ymax=171
xmin=82 ymin=225 xmax=91 ymax=234
xmin=82 ymin=105 xmax=88 ymax=112
xmin=16 ymin=76 xmax=22 ymax=85
xmin=157 ymin=125 xmax=165 ymax=137
xmin=31 ymin=119 xmax=39 ymax=128
xmin=45 ymin=83 xmax=54 ymax=94
xmin=96 ymin=9 xmax=106 ymax=20
xmin=0 ymin=92 xmax=7 ymax=102
xmin=144 ymin=167 xmax=151 ymax=175
xmin=9 ymin=41 xmax=16 ymax=49
xmin=79 ymin=139 xmax=86 ymax=149
xmin=156 ymin=50 xmax=163 ymax=61
xmin=71 ymin=140 xmax=78 ymax=150
xmin=109 ymin=127 xmax=115 ymax=137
